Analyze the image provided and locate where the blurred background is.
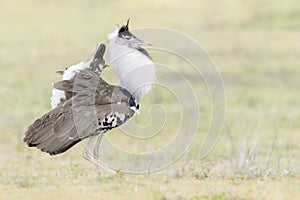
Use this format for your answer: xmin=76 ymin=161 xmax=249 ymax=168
xmin=0 ymin=0 xmax=299 ymax=199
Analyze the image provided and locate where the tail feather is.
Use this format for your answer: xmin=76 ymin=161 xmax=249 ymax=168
xmin=24 ymin=110 xmax=58 ymax=146
xmin=44 ymin=126 xmax=76 ymax=152
xmin=48 ymin=139 xmax=82 ymax=155
xmin=23 ymin=106 xmax=83 ymax=156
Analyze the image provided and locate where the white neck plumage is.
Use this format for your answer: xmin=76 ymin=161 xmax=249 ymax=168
xmin=108 ymin=32 xmax=156 ymax=102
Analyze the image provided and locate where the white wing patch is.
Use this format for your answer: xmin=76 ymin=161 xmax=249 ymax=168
xmin=50 ymin=86 xmax=66 ymax=109
xmin=50 ymin=61 xmax=90 ymax=109
xmin=62 ymin=62 xmax=89 ymax=80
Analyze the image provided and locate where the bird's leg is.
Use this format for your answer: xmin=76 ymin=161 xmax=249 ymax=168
xmin=83 ymin=151 xmax=115 ymax=174
xmin=82 ymin=136 xmax=97 ymax=159
xmin=93 ymin=133 xmax=104 ymax=160
xmin=83 ymin=135 xmax=116 ymax=174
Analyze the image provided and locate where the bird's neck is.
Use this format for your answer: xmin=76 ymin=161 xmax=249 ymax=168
xmin=108 ymin=42 xmax=156 ymax=101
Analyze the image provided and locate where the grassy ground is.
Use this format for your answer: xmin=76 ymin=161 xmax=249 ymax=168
xmin=0 ymin=0 xmax=300 ymax=199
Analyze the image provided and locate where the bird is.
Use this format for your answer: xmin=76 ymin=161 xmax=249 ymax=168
xmin=23 ymin=44 xmax=139 ymax=155
xmin=23 ymin=20 xmax=156 ymax=158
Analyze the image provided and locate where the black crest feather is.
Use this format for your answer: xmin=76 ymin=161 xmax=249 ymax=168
xmin=119 ymin=18 xmax=130 ymax=33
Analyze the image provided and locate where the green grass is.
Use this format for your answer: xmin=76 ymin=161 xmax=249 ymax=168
xmin=0 ymin=0 xmax=300 ymax=199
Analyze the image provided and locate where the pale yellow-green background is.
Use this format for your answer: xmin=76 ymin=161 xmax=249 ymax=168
xmin=0 ymin=0 xmax=299 ymax=199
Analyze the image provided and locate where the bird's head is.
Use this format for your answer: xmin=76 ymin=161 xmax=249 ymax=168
xmin=107 ymin=19 xmax=151 ymax=48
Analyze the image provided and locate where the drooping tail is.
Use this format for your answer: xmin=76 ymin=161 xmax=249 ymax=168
xmin=23 ymin=106 xmax=83 ymax=155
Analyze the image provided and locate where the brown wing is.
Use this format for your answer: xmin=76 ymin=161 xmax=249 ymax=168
xmin=24 ymin=44 xmax=137 ymax=155
xmin=23 ymin=100 xmax=134 ymax=155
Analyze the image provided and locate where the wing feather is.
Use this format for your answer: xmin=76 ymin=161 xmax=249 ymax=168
xmin=24 ymin=43 xmax=137 ymax=155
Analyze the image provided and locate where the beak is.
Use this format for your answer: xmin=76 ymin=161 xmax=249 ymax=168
xmin=133 ymin=35 xmax=152 ymax=46
xmin=139 ymin=39 xmax=152 ymax=46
